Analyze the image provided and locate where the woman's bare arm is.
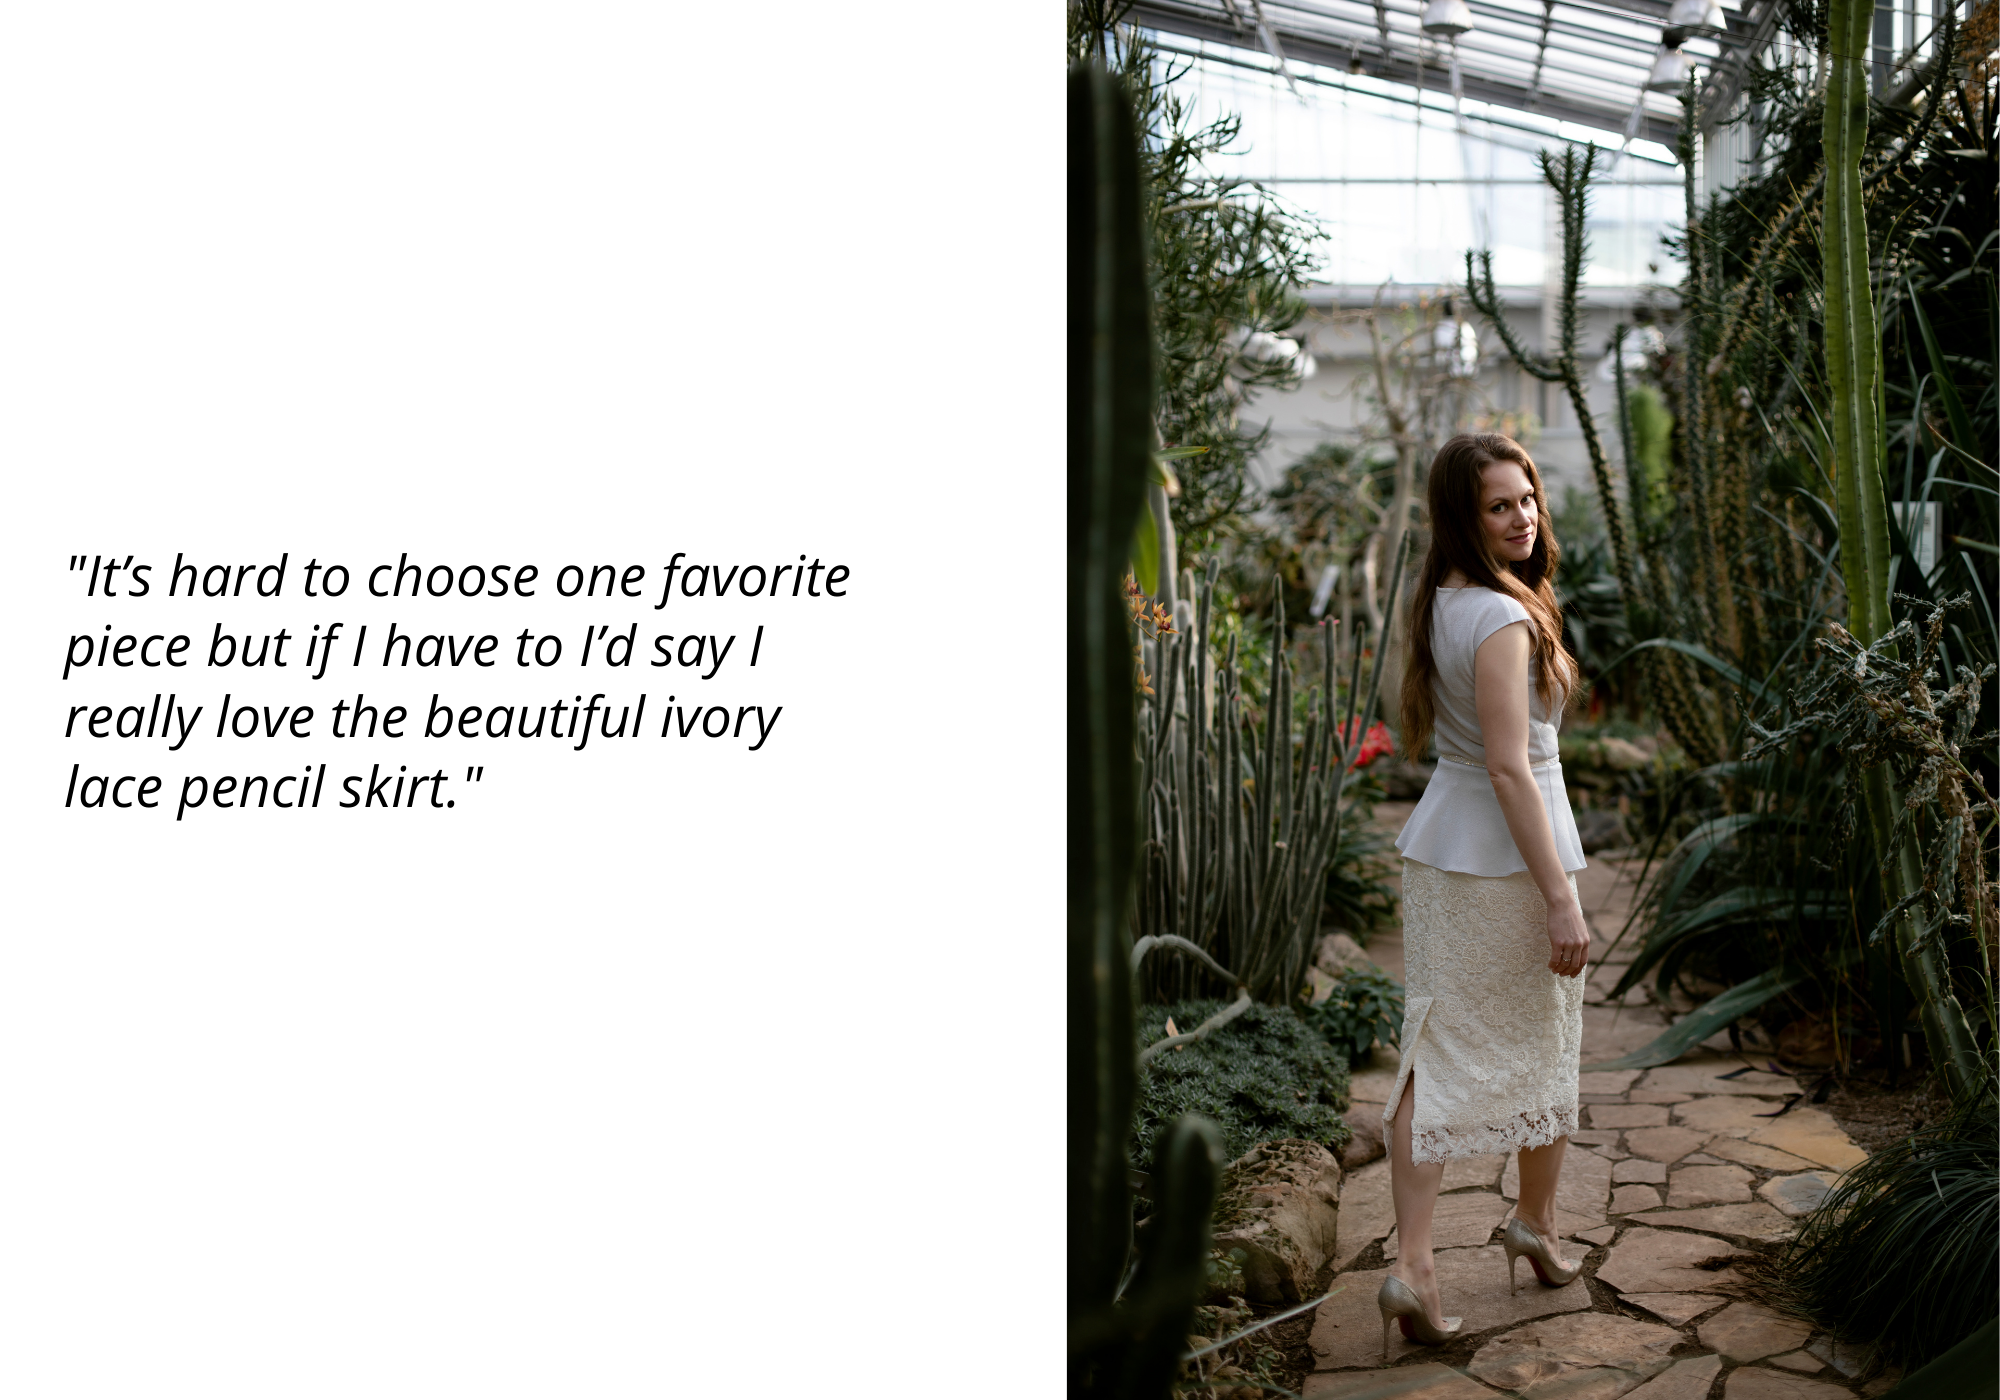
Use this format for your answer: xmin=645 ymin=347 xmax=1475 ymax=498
xmin=1475 ymin=621 xmax=1590 ymax=977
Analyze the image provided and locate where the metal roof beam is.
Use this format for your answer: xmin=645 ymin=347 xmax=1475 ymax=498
xmin=1131 ymin=1 xmax=1686 ymax=142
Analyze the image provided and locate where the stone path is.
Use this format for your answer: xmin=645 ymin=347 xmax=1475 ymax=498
xmin=1307 ymin=855 xmax=1889 ymax=1400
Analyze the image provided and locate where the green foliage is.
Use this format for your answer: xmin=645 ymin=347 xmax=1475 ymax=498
xmin=1502 ymin=0 xmax=1999 ymax=1096
xmin=1323 ymin=817 xmax=1401 ymax=938
xmin=1764 ymin=1096 xmax=1998 ymax=1374
xmin=1076 ymin=22 xmax=1323 ymax=554
xmin=1134 ymin=1001 xmax=1352 ymax=1165
xmin=1301 ymin=965 xmax=1406 ymax=1068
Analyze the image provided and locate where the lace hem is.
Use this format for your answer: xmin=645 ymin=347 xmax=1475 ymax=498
xmin=1408 ymin=1103 xmax=1580 ymax=1165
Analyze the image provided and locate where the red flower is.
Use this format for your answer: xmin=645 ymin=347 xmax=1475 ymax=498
xmin=1340 ymin=719 xmax=1396 ymax=768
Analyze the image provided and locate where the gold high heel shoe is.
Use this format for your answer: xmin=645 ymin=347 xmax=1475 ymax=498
xmin=1502 ymin=1217 xmax=1584 ymax=1295
xmin=1375 ymin=1274 xmax=1463 ymax=1362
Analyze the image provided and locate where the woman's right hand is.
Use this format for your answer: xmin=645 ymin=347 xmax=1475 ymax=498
xmin=1547 ymin=899 xmax=1590 ymax=978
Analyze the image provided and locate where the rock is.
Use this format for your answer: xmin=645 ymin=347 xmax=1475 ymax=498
xmin=1679 ymin=1152 xmax=1726 ymax=1165
xmin=1569 ymin=1129 xmax=1621 ymax=1146
xmin=1748 ymin=1106 xmax=1868 ymax=1172
xmin=1439 ymin=1152 xmax=1506 ymax=1192
xmin=1723 ymin=1368 xmax=1855 ymax=1399
xmin=1595 ymin=1226 xmax=1743 ymax=1293
xmin=1626 ymin=1201 xmax=1795 ymax=1246
xmin=1333 ymin=1157 xmax=1395 ymax=1271
xmin=1804 ymin=1335 xmax=1873 ymax=1377
xmin=1637 ymin=1064 xmax=1800 ymax=1097
xmin=1302 ymin=1363 xmax=1491 ymax=1399
xmin=1626 ymin=1090 xmax=1693 ymax=1104
xmin=1667 ymin=1163 xmax=1755 ymax=1207
xmin=1623 ymin=1126 xmax=1709 ymax=1163
xmin=1588 ymin=1103 xmax=1670 ymax=1129
xmin=1758 ymin=1171 xmax=1839 ymax=1218
xmin=1611 ymin=1184 xmax=1663 ymax=1214
xmin=1621 ymin=1355 xmax=1724 ymax=1400
xmin=1500 ymin=1142 xmax=1612 ymax=1232
xmin=1613 ymin=1158 xmax=1668 ymax=1184
xmin=1698 ymin=1301 xmax=1815 ymax=1361
xmin=1672 ymin=1095 xmax=1776 ymax=1137
xmin=1585 ymin=1141 xmax=1631 ymax=1162
xmin=1769 ymin=1352 xmax=1824 ymax=1373
xmin=1316 ymin=931 xmax=1373 ymax=977
xmin=1342 ymin=1102 xmax=1386 ymax=1171
xmin=1305 ymin=965 xmax=1341 ymax=1005
xmin=1348 ymin=1051 xmax=1399 ymax=1106
xmin=1599 ymin=737 xmax=1653 ymax=770
xmin=1704 ymin=1138 xmax=1820 ymax=1173
xmin=1573 ymin=1224 xmax=1617 ymax=1246
xmin=1469 ymin=1312 xmax=1680 ymax=1396
xmin=1384 ymin=1192 xmax=1510 ymax=1256
xmin=1213 ymin=1139 xmax=1344 ymax=1303
xmin=1576 ymin=808 xmax=1630 ymax=853
xmin=1578 ymin=1070 xmax=1642 ymax=1095
xmin=1308 ymin=1247 xmax=1592 ymax=1370
xmin=1622 ymin=1292 xmax=1727 ymax=1326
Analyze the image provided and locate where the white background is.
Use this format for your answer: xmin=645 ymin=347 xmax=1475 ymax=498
xmin=0 ymin=5 xmax=1061 ymax=1395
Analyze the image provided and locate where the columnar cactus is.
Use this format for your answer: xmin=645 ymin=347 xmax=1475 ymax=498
xmin=1069 ymin=59 xmax=1224 ymax=1397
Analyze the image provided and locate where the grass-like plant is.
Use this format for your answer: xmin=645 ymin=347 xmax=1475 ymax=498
xmin=1757 ymin=1095 xmax=1998 ymax=1374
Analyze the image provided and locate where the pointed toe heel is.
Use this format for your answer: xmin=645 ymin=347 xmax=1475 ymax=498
xmin=1375 ymin=1274 xmax=1463 ymax=1362
xmin=1501 ymin=1218 xmax=1583 ymax=1295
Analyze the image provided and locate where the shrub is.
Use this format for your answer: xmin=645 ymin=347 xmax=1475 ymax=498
xmin=1301 ymin=964 xmax=1406 ymax=1068
xmin=1133 ymin=1002 xmax=1351 ymax=1166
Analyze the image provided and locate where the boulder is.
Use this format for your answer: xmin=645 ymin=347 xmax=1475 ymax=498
xmin=1576 ymin=808 xmax=1630 ymax=853
xmin=1341 ymin=1101 xmax=1386 ymax=1170
xmin=1212 ymin=1139 xmax=1343 ymax=1304
xmin=1314 ymin=931 xmax=1373 ymax=977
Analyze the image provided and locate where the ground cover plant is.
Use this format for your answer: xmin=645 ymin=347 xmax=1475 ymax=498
xmin=1132 ymin=1000 xmax=1353 ymax=1165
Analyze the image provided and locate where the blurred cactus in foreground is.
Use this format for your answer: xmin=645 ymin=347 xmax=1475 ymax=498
xmin=1069 ymin=58 xmax=1224 ymax=1399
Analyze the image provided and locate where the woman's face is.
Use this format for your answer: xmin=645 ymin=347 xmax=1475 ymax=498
xmin=1476 ymin=460 xmax=1538 ymax=563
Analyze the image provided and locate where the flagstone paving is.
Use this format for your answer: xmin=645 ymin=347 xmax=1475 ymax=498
xmin=1310 ymin=855 xmax=1891 ymax=1399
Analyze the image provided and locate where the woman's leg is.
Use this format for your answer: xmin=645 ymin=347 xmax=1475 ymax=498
xmin=1514 ymin=1137 xmax=1577 ymax=1271
xmin=1388 ymin=1068 xmax=1448 ymax=1325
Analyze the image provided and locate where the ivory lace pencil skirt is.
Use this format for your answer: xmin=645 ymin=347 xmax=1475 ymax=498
xmin=1385 ymin=858 xmax=1585 ymax=1163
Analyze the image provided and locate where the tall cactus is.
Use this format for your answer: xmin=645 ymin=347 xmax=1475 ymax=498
xmin=1069 ymin=60 xmax=1224 ymax=1396
xmin=1135 ymin=554 xmax=1406 ymax=1005
xmin=1467 ymin=146 xmax=1719 ymax=764
xmin=1819 ymin=0 xmax=1982 ymax=1100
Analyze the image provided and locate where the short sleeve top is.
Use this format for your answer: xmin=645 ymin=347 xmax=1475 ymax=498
xmin=1393 ymin=585 xmax=1585 ymax=876
xmin=1428 ymin=586 xmax=1561 ymax=766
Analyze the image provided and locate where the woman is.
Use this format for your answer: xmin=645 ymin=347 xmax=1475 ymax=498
xmin=1374 ymin=433 xmax=1592 ymax=1359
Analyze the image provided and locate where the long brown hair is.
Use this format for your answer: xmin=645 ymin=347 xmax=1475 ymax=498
xmin=1398 ymin=432 xmax=1577 ymax=759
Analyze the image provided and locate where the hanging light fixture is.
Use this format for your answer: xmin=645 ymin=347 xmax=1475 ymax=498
xmin=1420 ymin=0 xmax=1475 ymax=38
xmin=1644 ymin=38 xmax=1693 ymax=91
xmin=1662 ymin=0 xmax=1726 ymax=33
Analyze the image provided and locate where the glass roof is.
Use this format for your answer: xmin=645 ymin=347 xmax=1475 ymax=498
xmin=1128 ymin=0 xmax=1769 ymax=146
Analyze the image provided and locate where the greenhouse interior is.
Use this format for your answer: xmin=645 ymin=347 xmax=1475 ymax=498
xmin=1068 ymin=0 xmax=1996 ymax=1395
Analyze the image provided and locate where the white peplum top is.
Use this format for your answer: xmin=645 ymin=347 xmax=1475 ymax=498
xmin=1394 ymin=585 xmax=1588 ymax=877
